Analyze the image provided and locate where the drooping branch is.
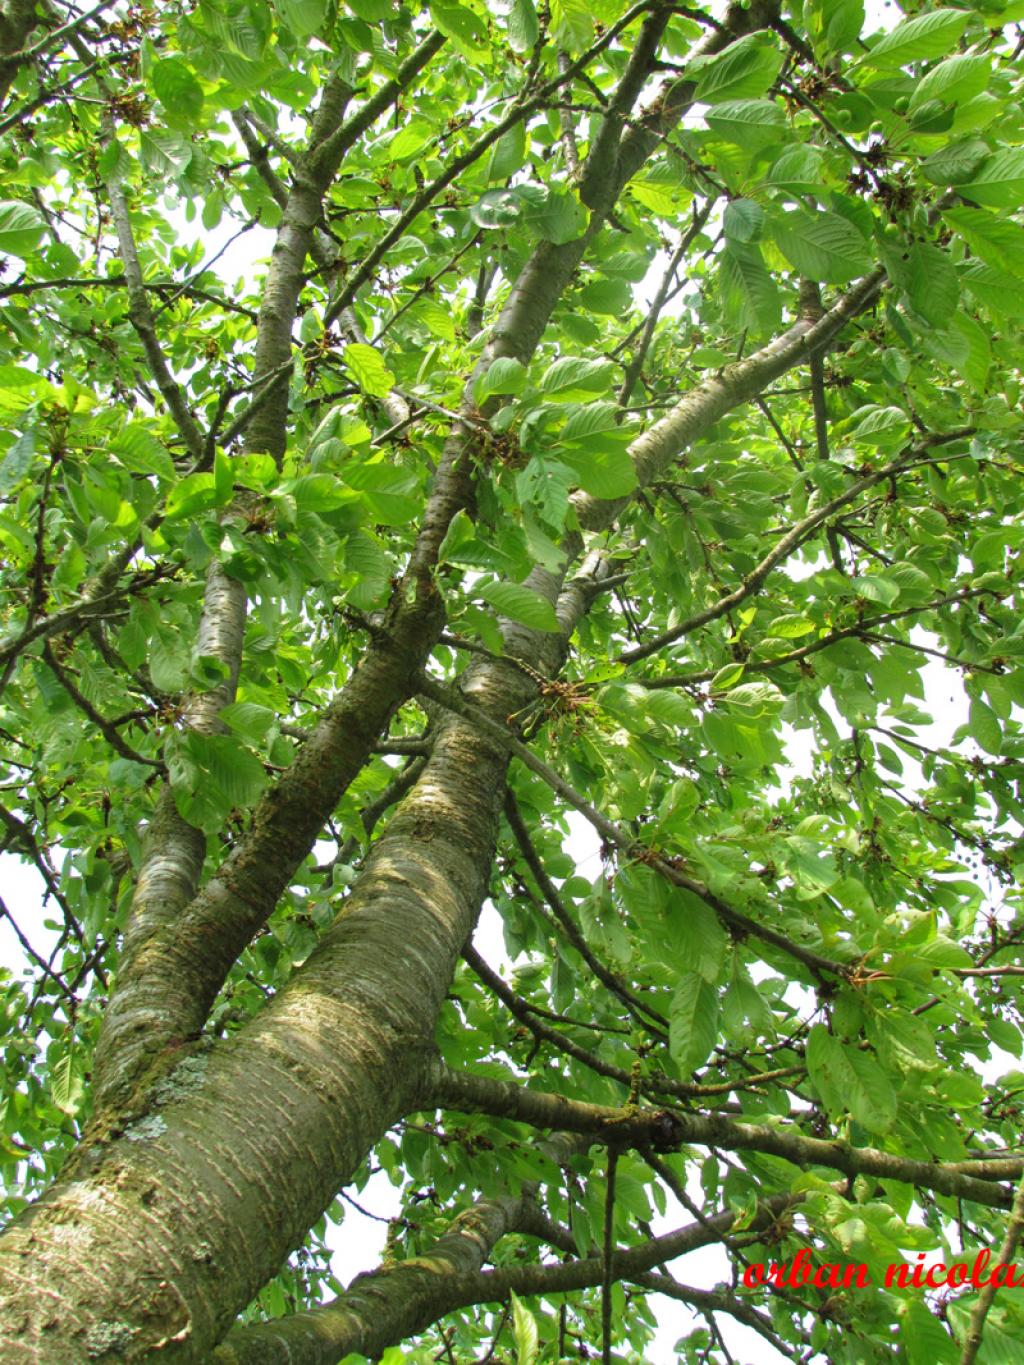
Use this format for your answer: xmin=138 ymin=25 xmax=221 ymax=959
xmin=632 ymin=1272 xmax=806 ymax=1362
xmin=619 ymin=202 xmax=713 ymax=407
xmin=99 ymin=123 xmax=205 ymax=461
xmin=40 ymin=642 xmax=161 ymax=769
xmin=636 ymin=586 xmax=1001 ymax=687
xmin=420 ymin=674 xmax=851 ymax=984
xmin=618 ymin=423 xmax=973 ymax=663
xmin=503 ymin=790 xmax=669 ymax=1032
xmin=463 ymin=943 xmax=676 ymax=1095
xmin=211 ymin=1192 xmax=537 ymax=1365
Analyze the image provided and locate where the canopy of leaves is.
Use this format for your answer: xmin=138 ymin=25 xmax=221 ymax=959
xmin=1 ymin=0 xmax=1024 ymax=1360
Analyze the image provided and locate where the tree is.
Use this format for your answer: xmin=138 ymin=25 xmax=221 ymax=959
xmin=0 ymin=0 xmax=1023 ymax=1357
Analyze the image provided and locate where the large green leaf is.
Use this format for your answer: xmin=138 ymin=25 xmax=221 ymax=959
xmin=806 ymin=1026 xmax=896 ymax=1133
xmin=479 ymin=580 xmax=560 ymax=631
xmin=343 ymin=343 xmax=396 ymax=397
xmin=863 ymin=9 xmax=968 ymax=67
xmin=770 ymin=208 xmax=873 ymax=283
xmin=151 ymin=58 xmax=205 ymax=126
xmin=908 ymin=54 xmax=990 ymax=110
xmin=704 ymin=99 xmax=786 ymax=151
xmin=558 ymin=439 xmax=637 ymax=499
xmin=0 ymin=201 xmax=45 ymax=259
xmin=720 ymin=241 xmax=781 ymax=334
xmin=275 ymin=0 xmax=326 ymax=37
xmin=692 ymin=32 xmax=784 ymax=104
xmin=139 ymin=130 xmax=193 ymax=179
xmin=510 ymin=1293 xmax=539 ymax=1365
xmin=960 ymin=150 xmax=1024 ymax=210
xmin=669 ymin=973 xmax=720 ymax=1073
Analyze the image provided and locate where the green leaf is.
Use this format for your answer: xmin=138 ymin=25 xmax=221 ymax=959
xmin=388 ymin=119 xmax=432 ymax=162
xmin=276 ymin=0 xmax=327 ymax=37
xmin=430 ymin=2 xmax=488 ymax=51
xmin=478 ymin=356 xmax=527 ymax=397
xmin=539 ymin=356 xmax=615 ymax=395
xmin=970 ymin=696 xmax=1002 ymax=755
xmin=0 ymin=200 xmax=45 ymax=259
xmin=51 ymin=1051 xmax=85 ymax=1115
xmin=0 ymin=427 xmax=35 ymax=492
xmin=343 ymin=343 xmax=395 ymax=397
xmin=960 ymin=150 xmax=1024 ymax=210
xmin=576 ymin=277 xmax=632 ymax=316
xmin=151 ymin=59 xmax=205 ymax=126
xmin=201 ymin=0 xmax=270 ymax=56
xmin=767 ymin=613 xmax=815 ymax=638
xmin=558 ymin=440 xmax=637 ymax=499
xmin=863 ymin=9 xmax=969 ymax=68
xmin=944 ymin=207 xmax=1024 ymax=275
xmin=139 ymin=130 xmax=193 ymax=179
xmin=783 ymin=833 xmax=839 ymax=896
xmin=692 ymin=32 xmax=784 ymax=104
xmin=527 ymin=189 xmax=587 ymax=245
xmin=506 ymin=0 xmax=538 ymax=52
xmin=765 ymin=144 xmax=825 ymax=195
xmin=917 ymin=935 xmax=973 ymax=968
xmin=560 ymin=401 xmax=618 ymax=442
xmin=166 ymin=731 xmax=267 ymax=833
xmin=906 ymin=241 xmax=960 ymax=328
xmin=770 ymin=208 xmax=874 ymax=283
xmin=705 ymin=99 xmax=786 ymax=151
xmin=850 ymin=572 xmax=900 ymax=605
xmin=669 ymin=888 xmax=727 ymax=984
xmin=486 ymin=124 xmax=526 ymax=183
xmin=550 ymin=0 xmax=592 ymax=51
xmin=806 ymin=1026 xmax=895 ymax=1133
xmin=806 ymin=0 xmax=864 ymax=52
xmin=347 ymin=0 xmax=393 ymax=16
xmin=479 ymin=581 xmax=560 ymax=632
xmin=149 ymin=632 xmax=189 ymax=691
xmin=669 ymin=972 xmax=719 ymax=1073
xmin=908 ymin=54 xmax=990 ymax=110
xmin=218 ymin=701 xmax=276 ymax=742
xmin=846 ymin=405 xmax=911 ymax=448
xmin=720 ymin=241 xmax=781 ymax=334
xmin=165 ymin=472 xmax=225 ymax=520
xmin=723 ymin=198 xmax=765 ymax=243
xmin=510 ymin=1292 xmax=539 ymax=1365
xmin=901 ymin=1299 xmax=959 ymax=1365
xmin=921 ymin=138 xmax=990 ymax=187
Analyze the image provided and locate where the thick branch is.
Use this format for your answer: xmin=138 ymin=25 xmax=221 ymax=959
xmin=212 ymin=1192 xmax=534 ymax=1365
xmin=213 ymin=1188 xmax=800 ymax=1365
xmin=430 ymin=1068 xmax=1017 ymax=1209
xmin=244 ymin=31 xmax=443 ymax=459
